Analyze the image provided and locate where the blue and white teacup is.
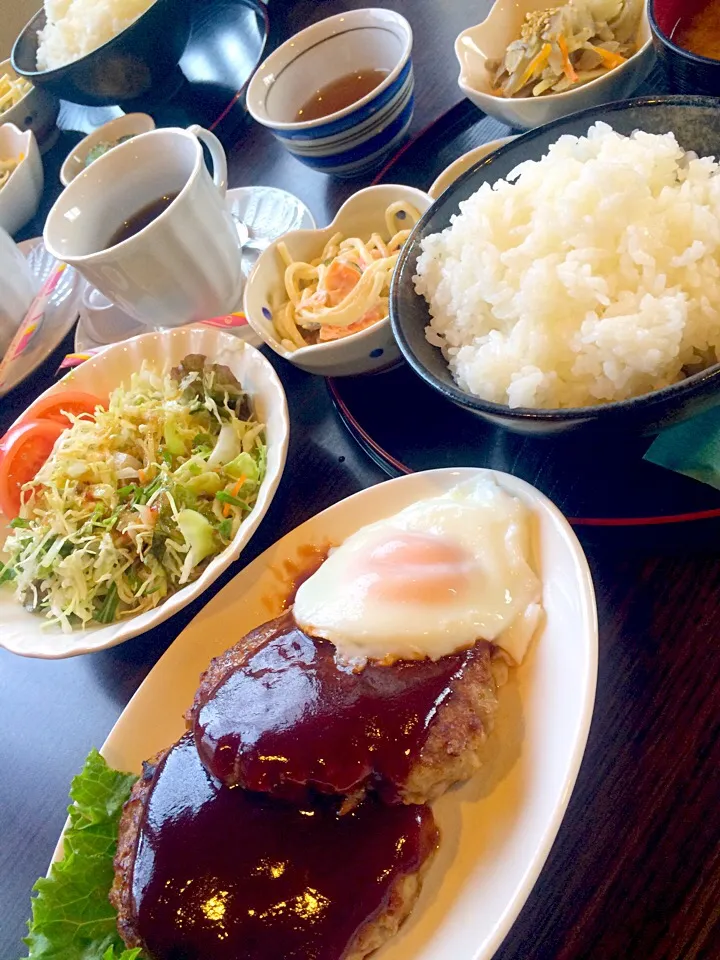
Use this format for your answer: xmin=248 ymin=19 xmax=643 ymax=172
xmin=247 ymin=8 xmax=414 ymax=178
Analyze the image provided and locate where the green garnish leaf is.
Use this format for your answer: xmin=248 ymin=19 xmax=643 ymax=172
xmin=0 ymin=560 xmax=16 ymax=584
xmin=23 ymin=750 xmax=139 ymax=959
xmin=10 ymin=517 xmax=31 ymax=528
xmin=103 ymin=947 xmax=142 ymax=960
xmin=116 ymin=484 xmax=137 ymax=499
xmin=217 ymin=518 xmax=232 ymax=539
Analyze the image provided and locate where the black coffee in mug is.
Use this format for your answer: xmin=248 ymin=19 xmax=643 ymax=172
xmin=107 ymin=192 xmax=180 ymax=247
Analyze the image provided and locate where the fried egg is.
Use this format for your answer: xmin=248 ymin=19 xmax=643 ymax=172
xmin=293 ymin=476 xmax=542 ymax=665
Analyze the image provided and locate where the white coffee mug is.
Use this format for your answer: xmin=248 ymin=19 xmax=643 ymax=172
xmin=43 ymin=125 xmax=243 ymax=328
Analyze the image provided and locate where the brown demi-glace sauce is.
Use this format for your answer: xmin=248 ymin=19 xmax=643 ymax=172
xmin=295 ymin=69 xmax=389 ymax=121
xmin=192 ymin=610 xmax=485 ymax=800
xmin=132 ymin=733 xmax=437 ymax=960
xmin=673 ymin=0 xmax=720 ymax=60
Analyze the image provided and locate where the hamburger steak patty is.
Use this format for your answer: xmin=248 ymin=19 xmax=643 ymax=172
xmin=188 ymin=610 xmax=501 ymax=805
xmin=110 ymin=734 xmax=438 ymax=960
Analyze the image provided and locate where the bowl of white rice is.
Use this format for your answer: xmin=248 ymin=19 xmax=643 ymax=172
xmin=391 ymin=96 xmax=720 ymax=434
xmin=11 ymin=0 xmax=191 ymax=107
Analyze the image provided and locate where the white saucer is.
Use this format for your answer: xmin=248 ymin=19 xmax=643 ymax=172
xmin=75 ymin=186 xmax=315 ymax=353
xmin=0 ymin=240 xmax=84 ymax=398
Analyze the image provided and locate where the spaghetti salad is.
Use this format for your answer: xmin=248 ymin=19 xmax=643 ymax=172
xmin=273 ymin=201 xmax=421 ymax=350
xmin=0 ymin=355 xmax=267 ymax=632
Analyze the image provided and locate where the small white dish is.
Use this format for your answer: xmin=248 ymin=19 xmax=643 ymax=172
xmin=455 ymin=0 xmax=654 ymax=129
xmin=0 ymin=123 xmax=43 ymax=236
xmin=244 ymin=183 xmax=432 ymax=377
xmin=59 ymin=112 xmax=155 ymax=186
xmin=247 ymin=8 xmax=414 ymax=177
xmin=0 ymin=325 xmax=289 ymax=659
xmin=0 ymin=238 xmax=82 ymax=398
xmin=50 ymin=466 xmax=597 ymax=959
xmin=429 ymin=136 xmax=517 ymax=199
xmin=0 ymin=58 xmax=59 ymax=152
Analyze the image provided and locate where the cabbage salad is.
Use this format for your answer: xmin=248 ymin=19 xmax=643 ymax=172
xmin=0 ymin=355 xmax=266 ymax=632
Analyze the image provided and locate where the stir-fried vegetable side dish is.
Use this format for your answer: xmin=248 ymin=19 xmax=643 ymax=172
xmin=0 ymin=355 xmax=266 ymax=632
xmin=487 ymin=0 xmax=642 ymax=98
xmin=273 ymin=201 xmax=421 ymax=349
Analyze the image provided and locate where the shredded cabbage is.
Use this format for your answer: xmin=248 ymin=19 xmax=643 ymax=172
xmin=0 ymin=354 xmax=266 ymax=633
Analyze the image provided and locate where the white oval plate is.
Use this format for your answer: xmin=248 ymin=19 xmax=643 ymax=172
xmin=0 ymin=325 xmax=289 ymax=659
xmin=62 ymin=467 xmax=597 ymax=957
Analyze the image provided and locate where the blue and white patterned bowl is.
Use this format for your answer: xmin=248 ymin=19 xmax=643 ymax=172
xmin=247 ymin=8 xmax=414 ymax=178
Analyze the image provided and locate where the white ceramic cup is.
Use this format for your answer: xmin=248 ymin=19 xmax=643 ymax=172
xmin=43 ymin=125 xmax=243 ymax=328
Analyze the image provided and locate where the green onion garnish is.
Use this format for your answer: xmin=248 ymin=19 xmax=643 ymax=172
xmin=96 ymin=582 xmax=119 ymax=623
xmin=215 ymin=491 xmax=251 ymax=510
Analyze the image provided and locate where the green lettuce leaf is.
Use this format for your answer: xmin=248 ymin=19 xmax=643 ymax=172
xmin=23 ymin=749 xmax=142 ymax=960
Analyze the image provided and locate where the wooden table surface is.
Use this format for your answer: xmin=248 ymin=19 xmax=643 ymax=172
xmin=2 ymin=1 xmax=720 ymax=957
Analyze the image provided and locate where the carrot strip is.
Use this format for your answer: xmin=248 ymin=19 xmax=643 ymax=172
xmin=230 ymin=475 xmax=246 ymax=497
xmin=223 ymin=475 xmax=247 ymax=517
xmin=591 ymin=45 xmax=627 ymax=69
xmin=558 ymin=36 xmax=578 ymax=83
xmin=521 ymin=42 xmax=552 ymax=86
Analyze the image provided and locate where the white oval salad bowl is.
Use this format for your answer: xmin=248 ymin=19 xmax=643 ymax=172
xmin=0 ymin=325 xmax=289 ymax=659
xmin=244 ymin=183 xmax=433 ymax=377
xmin=57 ymin=466 xmax=597 ymax=957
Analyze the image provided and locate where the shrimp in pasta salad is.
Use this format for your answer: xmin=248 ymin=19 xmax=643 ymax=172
xmin=272 ymin=201 xmax=421 ymax=349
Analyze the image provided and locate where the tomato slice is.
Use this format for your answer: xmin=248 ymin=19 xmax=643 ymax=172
xmin=0 ymin=419 xmax=66 ymax=519
xmin=22 ymin=390 xmax=104 ymax=427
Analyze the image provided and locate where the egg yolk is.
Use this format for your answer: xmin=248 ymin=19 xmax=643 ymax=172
xmin=359 ymin=531 xmax=472 ymax=604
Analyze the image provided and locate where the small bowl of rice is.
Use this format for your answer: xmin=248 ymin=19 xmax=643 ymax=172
xmin=391 ymin=96 xmax=720 ymax=435
xmin=11 ymin=0 xmax=191 ymax=108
